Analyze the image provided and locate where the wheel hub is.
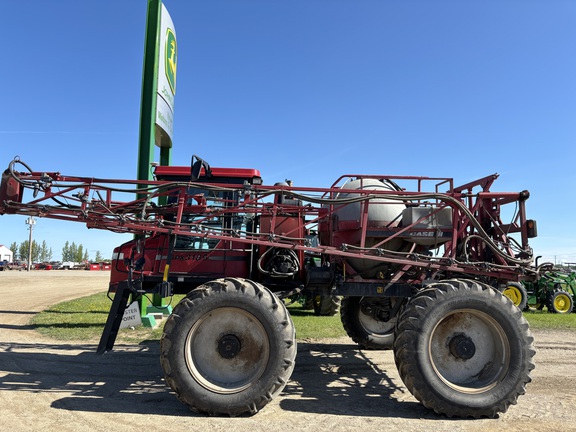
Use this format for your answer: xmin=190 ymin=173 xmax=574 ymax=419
xmin=218 ymin=334 xmax=241 ymax=359
xmin=555 ymin=295 xmax=569 ymax=311
xmin=449 ymin=334 xmax=476 ymax=360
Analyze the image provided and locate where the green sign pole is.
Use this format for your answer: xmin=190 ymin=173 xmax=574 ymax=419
xmin=160 ymin=146 xmax=172 ymax=167
xmin=136 ymin=0 xmax=176 ymax=326
xmin=137 ymin=0 xmax=161 ymax=186
xmin=138 ymin=0 xmax=176 ymax=181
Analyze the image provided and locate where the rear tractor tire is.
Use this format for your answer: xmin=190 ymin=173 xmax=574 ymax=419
xmin=547 ymin=289 xmax=574 ymax=314
xmin=394 ymin=279 xmax=535 ymax=418
xmin=303 ymin=294 xmax=342 ymax=316
xmin=160 ymin=278 xmax=297 ymax=416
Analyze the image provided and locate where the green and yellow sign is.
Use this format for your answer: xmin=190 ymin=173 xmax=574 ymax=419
xmin=155 ymin=4 xmax=176 ymax=148
xmin=165 ymin=28 xmax=177 ymax=96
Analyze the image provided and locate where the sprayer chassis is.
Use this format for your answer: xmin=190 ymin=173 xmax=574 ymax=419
xmin=0 ymin=158 xmax=539 ymax=418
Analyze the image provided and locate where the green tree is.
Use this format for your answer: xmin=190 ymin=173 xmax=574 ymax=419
xmin=18 ymin=242 xmax=26 ymax=261
xmin=19 ymin=240 xmax=40 ymax=263
xmin=9 ymin=242 xmax=18 ymax=260
xmin=75 ymin=244 xmax=85 ymax=262
xmin=94 ymin=250 xmax=104 ymax=262
xmin=62 ymin=241 xmax=71 ymax=261
xmin=63 ymin=241 xmax=78 ymax=262
xmin=38 ymin=241 xmax=53 ymax=262
xmin=62 ymin=241 xmax=76 ymax=261
xmin=62 ymin=241 xmax=88 ymax=262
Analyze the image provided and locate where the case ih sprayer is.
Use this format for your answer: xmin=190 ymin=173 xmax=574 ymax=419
xmin=0 ymin=155 xmax=543 ymax=418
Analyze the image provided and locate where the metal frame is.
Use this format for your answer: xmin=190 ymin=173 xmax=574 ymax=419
xmin=1 ymin=159 xmax=538 ymax=287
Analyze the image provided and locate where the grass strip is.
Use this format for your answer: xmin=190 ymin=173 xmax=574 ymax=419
xmin=31 ymin=292 xmax=576 ymax=344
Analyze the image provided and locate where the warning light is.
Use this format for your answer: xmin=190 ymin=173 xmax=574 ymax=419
xmin=526 ymin=220 xmax=537 ymax=238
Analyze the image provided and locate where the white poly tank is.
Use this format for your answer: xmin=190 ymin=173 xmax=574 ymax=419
xmin=333 ymin=178 xmax=408 ymax=277
xmin=335 ymin=178 xmax=405 ymax=229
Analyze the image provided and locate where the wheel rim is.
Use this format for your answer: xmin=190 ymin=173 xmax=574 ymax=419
xmin=358 ymin=303 xmax=396 ymax=336
xmin=358 ymin=313 xmax=396 ymax=334
xmin=358 ymin=312 xmax=398 ymax=337
xmin=428 ymin=309 xmax=510 ymax=394
xmin=184 ymin=307 xmax=270 ymax=394
xmin=528 ymin=302 xmax=541 ymax=311
xmin=554 ymin=293 xmax=571 ymax=313
xmin=502 ymin=286 xmax=522 ymax=307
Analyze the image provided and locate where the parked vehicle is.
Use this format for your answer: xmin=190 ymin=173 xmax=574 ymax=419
xmin=56 ymin=261 xmax=83 ymax=270
xmin=525 ymin=265 xmax=575 ymax=313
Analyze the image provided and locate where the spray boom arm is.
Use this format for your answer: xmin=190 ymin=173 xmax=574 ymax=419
xmin=0 ymin=157 xmax=540 ymax=283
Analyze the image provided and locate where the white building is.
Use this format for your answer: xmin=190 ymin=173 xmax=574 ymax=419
xmin=0 ymin=245 xmax=14 ymax=262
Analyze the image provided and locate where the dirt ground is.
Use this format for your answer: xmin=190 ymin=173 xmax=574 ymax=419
xmin=0 ymin=271 xmax=575 ymax=432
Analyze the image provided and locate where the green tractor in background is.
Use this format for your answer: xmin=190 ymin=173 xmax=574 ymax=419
xmin=502 ymin=260 xmax=576 ymax=314
xmin=302 ymin=294 xmax=342 ymax=316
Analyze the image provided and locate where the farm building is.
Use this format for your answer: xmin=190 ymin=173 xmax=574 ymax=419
xmin=0 ymin=245 xmax=14 ymax=262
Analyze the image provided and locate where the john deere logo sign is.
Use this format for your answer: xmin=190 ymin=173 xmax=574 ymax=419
xmin=154 ymin=4 xmax=176 ymax=148
xmin=165 ymin=28 xmax=177 ymax=95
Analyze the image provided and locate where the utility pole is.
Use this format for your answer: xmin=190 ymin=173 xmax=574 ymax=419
xmin=25 ymin=216 xmax=36 ymax=271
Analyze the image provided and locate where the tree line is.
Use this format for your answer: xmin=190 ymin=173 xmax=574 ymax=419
xmin=8 ymin=240 xmax=105 ymax=263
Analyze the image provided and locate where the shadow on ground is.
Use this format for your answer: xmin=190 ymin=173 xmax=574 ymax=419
xmin=0 ymin=340 xmax=437 ymax=419
xmin=281 ymin=342 xmax=434 ymax=419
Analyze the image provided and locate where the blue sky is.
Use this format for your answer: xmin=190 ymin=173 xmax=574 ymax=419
xmin=0 ymin=0 xmax=575 ymax=264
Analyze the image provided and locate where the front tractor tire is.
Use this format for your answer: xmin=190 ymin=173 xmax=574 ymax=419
xmin=160 ymin=278 xmax=297 ymax=416
xmin=394 ymin=279 xmax=535 ymax=418
xmin=501 ymin=282 xmax=528 ymax=311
